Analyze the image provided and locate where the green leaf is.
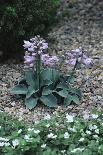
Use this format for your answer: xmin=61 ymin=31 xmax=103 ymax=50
xmin=56 ymin=89 xmax=68 ymax=98
xmin=10 ymin=85 xmax=28 ymax=94
xmin=64 ymin=94 xmax=80 ymax=106
xmin=25 ymin=97 xmax=38 ymax=109
xmin=26 ymin=86 xmax=38 ymax=98
xmin=18 ymin=78 xmax=26 ymax=84
xmin=42 ymin=85 xmax=53 ymax=95
xmin=68 ymin=88 xmax=81 ymax=98
xmin=56 ymin=82 xmax=69 ymax=89
xmin=40 ymin=94 xmax=58 ymax=107
xmin=25 ymin=70 xmax=36 ymax=86
xmin=41 ymin=68 xmax=59 ymax=82
xmin=64 ymin=94 xmax=73 ymax=106
xmin=71 ymin=95 xmax=80 ymax=105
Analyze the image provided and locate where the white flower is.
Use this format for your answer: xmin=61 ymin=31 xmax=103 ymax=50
xmin=45 ymin=124 xmax=50 ymax=128
xmin=64 ymin=132 xmax=70 ymax=139
xmin=34 ymin=130 xmax=40 ymax=134
xmin=101 ymin=123 xmax=103 ymax=126
xmin=66 ymin=114 xmax=74 ymax=123
xmin=5 ymin=142 xmax=10 ymax=146
xmin=47 ymin=133 xmax=57 ymax=139
xmin=91 ymin=114 xmax=98 ymax=119
xmin=0 ymin=142 xmax=5 ymax=147
xmin=61 ymin=150 xmax=66 ymax=153
xmin=79 ymin=137 xmax=85 ymax=142
xmin=12 ymin=139 xmax=19 ymax=148
xmin=44 ymin=114 xmax=51 ymax=120
xmin=89 ymin=124 xmax=97 ymax=130
xmin=0 ymin=126 xmax=1 ymax=129
xmin=95 ymin=129 xmax=99 ymax=134
xmin=71 ymin=148 xmax=84 ymax=153
xmin=24 ymin=135 xmax=30 ymax=140
xmin=18 ymin=129 xmax=22 ymax=134
xmin=28 ymin=128 xmax=34 ymax=132
xmin=41 ymin=144 xmax=46 ymax=148
xmin=83 ymin=114 xmax=89 ymax=120
xmin=0 ymin=137 xmax=9 ymax=142
xmin=93 ymin=135 xmax=98 ymax=138
xmin=68 ymin=127 xmax=76 ymax=132
xmin=86 ymin=130 xmax=91 ymax=135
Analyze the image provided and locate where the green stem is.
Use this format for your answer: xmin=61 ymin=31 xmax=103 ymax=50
xmin=68 ymin=59 xmax=78 ymax=84
xmin=36 ymin=52 xmax=41 ymax=93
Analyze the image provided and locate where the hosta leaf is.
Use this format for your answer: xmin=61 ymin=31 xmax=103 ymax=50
xmin=10 ymin=85 xmax=28 ymax=94
xmin=56 ymin=82 xmax=69 ymax=89
xmin=41 ymin=79 xmax=53 ymax=87
xmin=71 ymin=95 xmax=80 ymax=105
xmin=69 ymin=88 xmax=81 ymax=97
xmin=56 ymin=89 xmax=68 ymax=98
xmin=18 ymin=78 xmax=26 ymax=84
xmin=25 ymin=70 xmax=36 ymax=86
xmin=42 ymin=85 xmax=53 ymax=95
xmin=40 ymin=94 xmax=58 ymax=107
xmin=41 ymin=68 xmax=59 ymax=82
xmin=26 ymin=86 xmax=39 ymax=98
xmin=25 ymin=97 xmax=38 ymax=109
xmin=64 ymin=94 xmax=73 ymax=106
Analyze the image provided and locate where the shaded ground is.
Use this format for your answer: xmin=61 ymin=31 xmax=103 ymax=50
xmin=0 ymin=0 xmax=103 ymax=122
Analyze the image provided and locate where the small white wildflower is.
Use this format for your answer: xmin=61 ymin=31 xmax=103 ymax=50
xmin=86 ymin=130 xmax=91 ymax=135
xmin=66 ymin=114 xmax=74 ymax=123
xmin=0 ymin=126 xmax=1 ymax=129
xmin=18 ymin=129 xmax=22 ymax=134
xmin=4 ymin=142 xmax=10 ymax=146
xmin=35 ymin=121 xmax=39 ymax=124
xmin=0 ymin=137 xmax=9 ymax=142
xmin=71 ymin=148 xmax=84 ymax=153
xmin=44 ymin=114 xmax=51 ymax=120
xmin=91 ymin=114 xmax=98 ymax=119
xmin=24 ymin=135 xmax=30 ymax=140
xmin=0 ymin=142 xmax=5 ymax=147
xmin=89 ymin=124 xmax=97 ymax=130
xmin=45 ymin=124 xmax=50 ymax=128
xmin=34 ymin=130 xmax=40 ymax=134
xmin=93 ymin=135 xmax=98 ymax=138
xmin=61 ymin=150 xmax=66 ymax=153
xmin=12 ymin=139 xmax=19 ymax=148
xmin=83 ymin=114 xmax=89 ymax=120
xmin=95 ymin=129 xmax=99 ymax=134
xmin=41 ymin=144 xmax=46 ymax=148
xmin=64 ymin=132 xmax=70 ymax=139
xmin=28 ymin=128 xmax=34 ymax=132
xmin=79 ymin=137 xmax=85 ymax=142
xmin=47 ymin=133 xmax=57 ymax=139
xmin=101 ymin=123 xmax=103 ymax=126
xmin=68 ymin=127 xmax=76 ymax=132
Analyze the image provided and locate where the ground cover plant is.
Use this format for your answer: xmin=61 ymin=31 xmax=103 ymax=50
xmin=10 ymin=35 xmax=92 ymax=109
xmin=0 ymin=109 xmax=103 ymax=155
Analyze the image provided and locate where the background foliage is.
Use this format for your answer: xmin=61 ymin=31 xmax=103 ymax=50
xmin=0 ymin=0 xmax=60 ymax=59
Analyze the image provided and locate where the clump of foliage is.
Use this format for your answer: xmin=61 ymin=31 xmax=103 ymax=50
xmin=0 ymin=109 xmax=103 ymax=155
xmin=10 ymin=35 xmax=92 ymax=109
xmin=0 ymin=0 xmax=60 ymax=57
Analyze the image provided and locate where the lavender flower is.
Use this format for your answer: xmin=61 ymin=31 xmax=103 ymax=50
xmin=82 ymin=57 xmax=92 ymax=65
xmin=43 ymin=55 xmax=59 ymax=67
xmin=65 ymin=59 xmax=76 ymax=66
xmin=23 ymin=41 xmax=32 ymax=49
xmin=24 ymin=56 xmax=35 ymax=63
xmin=65 ymin=48 xmax=92 ymax=67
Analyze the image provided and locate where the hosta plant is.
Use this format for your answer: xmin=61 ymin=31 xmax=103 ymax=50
xmin=10 ymin=35 xmax=92 ymax=109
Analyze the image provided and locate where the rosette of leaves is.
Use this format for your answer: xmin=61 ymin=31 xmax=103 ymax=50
xmin=10 ymin=69 xmax=81 ymax=109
